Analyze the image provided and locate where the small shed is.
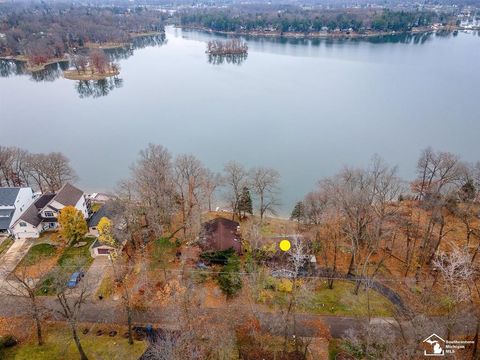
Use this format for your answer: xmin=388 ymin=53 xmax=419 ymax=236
xmin=199 ymin=218 xmax=242 ymax=255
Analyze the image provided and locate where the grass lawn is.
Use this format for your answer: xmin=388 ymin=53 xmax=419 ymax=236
xmin=150 ymin=237 xmax=177 ymax=271
xmin=261 ymin=280 xmax=395 ymax=317
xmin=57 ymin=237 xmax=95 ymax=267
xmin=95 ymin=273 xmax=114 ymax=299
xmin=18 ymin=244 xmax=57 ymax=266
xmin=1 ymin=323 xmax=147 ymax=360
xmin=36 ymin=237 xmax=96 ymax=296
xmin=0 ymin=238 xmax=14 ymax=257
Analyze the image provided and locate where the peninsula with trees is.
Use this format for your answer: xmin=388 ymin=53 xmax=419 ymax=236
xmin=0 ymin=3 xmax=165 ymax=77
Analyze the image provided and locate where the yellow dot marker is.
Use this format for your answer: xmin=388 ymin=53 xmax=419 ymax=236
xmin=279 ymin=239 xmax=291 ymax=252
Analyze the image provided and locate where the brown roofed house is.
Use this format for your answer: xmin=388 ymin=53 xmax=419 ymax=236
xmin=199 ymin=218 xmax=242 ymax=255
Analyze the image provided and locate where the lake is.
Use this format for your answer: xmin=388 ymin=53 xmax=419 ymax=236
xmin=1 ymin=26 xmax=480 ymax=214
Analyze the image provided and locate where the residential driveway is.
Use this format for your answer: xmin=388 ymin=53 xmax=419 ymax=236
xmin=82 ymin=256 xmax=110 ymax=298
xmin=0 ymin=238 xmax=33 ymax=286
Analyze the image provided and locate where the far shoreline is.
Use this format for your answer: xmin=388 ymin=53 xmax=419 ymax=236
xmin=179 ymin=24 xmax=467 ymax=40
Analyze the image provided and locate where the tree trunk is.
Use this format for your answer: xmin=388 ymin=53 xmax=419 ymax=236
xmin=70 ymin=322 xmax=88 ymax=360
xmin=34 ymin=310 xmax=44 ymax=346
xmin=353 ymin=279 xmax=361 ymax=295
xmin=347 ymin=251 xmax=355 ymax=276
xmin=127 ymin=305 xmax=134 ymax=345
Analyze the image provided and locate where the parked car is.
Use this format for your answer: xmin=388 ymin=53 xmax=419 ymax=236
xmin=67 ymin=271 xmax=85 ymax=288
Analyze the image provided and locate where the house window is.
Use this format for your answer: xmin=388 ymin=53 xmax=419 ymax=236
xmin=19 ymin=222 xmax=27 ymax=227
xmin=44 ymin=211 xmax=54 ymax=217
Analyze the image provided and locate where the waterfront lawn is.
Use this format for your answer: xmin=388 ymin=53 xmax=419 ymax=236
xmin=0 ymin=323 xmax=147 ymax=360
xmin=0 ymin=238 xmax=14 ymax=257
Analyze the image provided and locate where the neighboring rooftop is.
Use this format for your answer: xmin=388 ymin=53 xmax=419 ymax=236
xmin=0 ymin=188 xmax=20 ymax=207
xmin=16 ymin=202 xmax=42 ymax=227
xmin=88 ymin=205 xmax=111 ymax=228
xmin=0 ymin=208 xmax=14 ymax=231
xmin=50 ymin=183 xmax=84 ymax=207
xmin=15 ymin=194 xmax=58 ymax=227
xmin=200 ymin=217 xmax=241 ymax=254
xmin=34 ymin=193 xmax=56 ymax=210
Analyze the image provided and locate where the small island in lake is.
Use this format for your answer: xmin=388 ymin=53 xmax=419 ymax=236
xmin=206 ymin=39 xmax=248 ymax=55
xmin=63 ymin=50 xmax=119 ymax=81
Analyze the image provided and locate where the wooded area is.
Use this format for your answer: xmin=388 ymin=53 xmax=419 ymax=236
xmin=0 ymin=3 xmax=164 ymax=65
xmin=180 ymin=7 xmax=456 ymax=34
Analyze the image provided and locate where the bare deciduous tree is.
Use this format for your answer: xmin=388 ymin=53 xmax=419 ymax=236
xmin=1 ymin=264 xmax=49 ymax=346
xmin=223 ymin=161 xmax=249 ymax=219
xmin=250 ymin=167 xmax=280 ymax=221
xmin=51 ymin=265 xmax=92 ymax=360
xmin=432 ymin=245 xmax=475 ymax=339
xmin=130 ymin=143 xmax=176 ymax=235
xmin=201 ymin=169 xmax=223 ymax=212
xmin=173 ymin=154 xmax=206 ymax=240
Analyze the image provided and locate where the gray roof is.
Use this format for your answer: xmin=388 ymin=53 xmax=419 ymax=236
xmin=88 ymin=205 xmax=109 ymax=228
xmin=34 ymin=193 xmax=55 ymax=210
xmin=16 ymin=202 xmax=42 ymax=227
xmin=15 ymin=194 xmax=55 ymax=227
xmin=91 ymin=238 xmax=115 ymax=249
xmin=0 ymin=188 xmax=20 ymax=206
xmin=0 ymin=209 xmax=14 ymax=217
xmin=0 ymin=217 xmax=11 ymax=230
xmin=50 ymin=183 xmax=84 ymax=207
xmin=0 ymin=209 xmax=14 ymax=230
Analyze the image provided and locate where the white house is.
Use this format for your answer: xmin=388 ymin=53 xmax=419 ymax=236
xmin=10 ymin=193 xmax=55 ymax=239
xmin=39 ymin=183 xmax=90 ymax=220
xmin=0 ymin=187 xmax=36 ymax=237
xmin=10 ymin=183 xmax=90 ymax=239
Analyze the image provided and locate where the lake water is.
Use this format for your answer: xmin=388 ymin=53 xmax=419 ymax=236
xmin=1 ymin=27 xmax=480 ymax=214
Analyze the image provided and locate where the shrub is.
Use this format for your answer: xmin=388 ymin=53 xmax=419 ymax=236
xmin=193 ymin=270 xmax=209 ymax=284
xmin=277 ymin=278 xmax=293 ymax=293
xmin=0 ymin=334 xmax=18 ymax=349
xmin=262 ymin=276 xmax=276 ymax=290
xmin=257 ymin=289 xmax=274 ymax=304
xmin=200 ymin=248 xmax=236 ymax=265
xmin=217 ymin=254 xmax=242 ymax=297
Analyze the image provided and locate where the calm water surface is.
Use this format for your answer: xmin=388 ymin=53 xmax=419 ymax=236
xmin=1 ymin=27 xmax=480 ymax=213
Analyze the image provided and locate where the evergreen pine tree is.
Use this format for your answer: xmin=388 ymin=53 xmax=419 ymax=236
xmin=238 ymin=186 xmax=253 ymax=217
xmin=290 ymin=201 xmax=305 ymax=223
xmin=459 ymin=179 xmax=476 ymax=202
xmin=217 ymin=254 xmax=242 ymax=297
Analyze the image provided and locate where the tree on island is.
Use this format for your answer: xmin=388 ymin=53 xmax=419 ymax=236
xmin=89 ymin=50 xmax=109 ymax=74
